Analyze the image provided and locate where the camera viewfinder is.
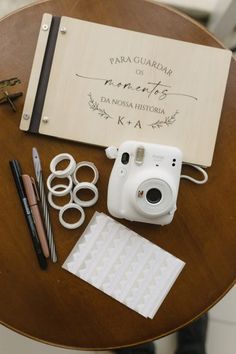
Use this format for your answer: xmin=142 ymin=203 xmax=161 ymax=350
xmin=121 ymin=152 xmax=130 ymax=164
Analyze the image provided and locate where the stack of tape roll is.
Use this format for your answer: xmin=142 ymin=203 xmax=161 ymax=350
xmin=47 ymin=153 xmax=99 ymax=229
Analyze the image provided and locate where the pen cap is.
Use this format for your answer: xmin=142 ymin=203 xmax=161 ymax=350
xmin=22 ymin=175 xmax=38 ymax=206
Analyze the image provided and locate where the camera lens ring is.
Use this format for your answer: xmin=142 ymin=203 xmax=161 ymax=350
xmin=135 ymin=178 xmax=173 ymax=217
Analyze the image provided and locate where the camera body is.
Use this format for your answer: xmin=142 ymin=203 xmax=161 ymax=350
xmin=107 ymin=141 xmax=182 ymax=225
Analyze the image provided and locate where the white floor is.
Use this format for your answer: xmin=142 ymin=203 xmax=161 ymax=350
xmin=1 ymin=1 xmax=236 ymax=353
xmin=0 ymin=0 xmax=37 ymax=18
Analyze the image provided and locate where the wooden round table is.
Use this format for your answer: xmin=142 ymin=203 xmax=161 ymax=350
xmin=0 ymin=0 xmax=236 ymax=350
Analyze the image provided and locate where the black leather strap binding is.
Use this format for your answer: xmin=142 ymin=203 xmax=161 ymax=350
xmin=29 ymin=16 xmax=61 ymax=133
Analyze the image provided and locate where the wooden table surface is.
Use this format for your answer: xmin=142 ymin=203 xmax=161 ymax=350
xmin=0 ymin=0 xmax=236 ymax=350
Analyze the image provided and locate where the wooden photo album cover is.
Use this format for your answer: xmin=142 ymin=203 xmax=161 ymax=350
xmin=20 ymin=13 xmax=232 ymax=166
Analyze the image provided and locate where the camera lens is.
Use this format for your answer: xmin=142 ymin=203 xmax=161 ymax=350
xmin=146 ymin=188 xmax=162 ymax=204
xmin=121 ymin=152 xmax=130 ymax=165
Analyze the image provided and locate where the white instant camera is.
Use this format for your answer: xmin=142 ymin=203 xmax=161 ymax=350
xmin=107 ymin=141 xmax=182 ymax=225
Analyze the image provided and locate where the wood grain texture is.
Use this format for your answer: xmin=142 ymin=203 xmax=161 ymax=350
xmin=0 ymin=0 xmax=235 ymax=350
xmin=20 ymin=14 xmax=232 ymax=167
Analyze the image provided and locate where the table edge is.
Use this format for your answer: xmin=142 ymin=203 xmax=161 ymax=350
xmin=1 ymin=279 xmax=235 ymax=350
xmin=0 ymin=0 xmax=235 ymax=349
xmin=0 ymin=0 xmax=234 ymax=54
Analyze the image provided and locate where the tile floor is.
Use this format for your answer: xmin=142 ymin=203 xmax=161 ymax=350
xmin=1 ymin=1 xmax=236 ymax=353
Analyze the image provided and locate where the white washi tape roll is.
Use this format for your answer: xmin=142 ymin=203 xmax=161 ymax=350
xmin=48 ymin=185 xmax=73 ymax=210
xmin=72 ymin=161 xmax=99 ymax=185
xmin=73 ymin=182 xmax=99 ymax=207
xmin=50 ymin=153 xmax=76 ymax=178
xmin=59 ymin=203 xmax=85 ymax=229
xmin=47 ymin=173 xmax=73 ymax=196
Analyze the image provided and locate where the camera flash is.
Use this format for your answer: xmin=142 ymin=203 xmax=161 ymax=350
xmin=135 ymin=146 xmax=145 ymax=165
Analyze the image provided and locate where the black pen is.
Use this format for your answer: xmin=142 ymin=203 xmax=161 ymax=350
xmin=9 ymin=160 xmax=47 ymax=270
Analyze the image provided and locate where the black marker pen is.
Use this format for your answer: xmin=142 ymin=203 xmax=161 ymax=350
xmin=9 ymin=160 xmax=47 ymax=270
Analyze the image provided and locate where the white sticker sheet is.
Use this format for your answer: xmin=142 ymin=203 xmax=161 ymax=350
xmin=63 ymin=212 xmax=185 ymax=319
